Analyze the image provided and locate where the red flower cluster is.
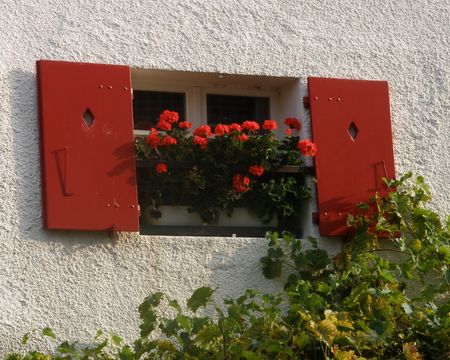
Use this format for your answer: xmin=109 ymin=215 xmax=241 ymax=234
xmin=193 ymin=125 xmax=213 ymax=138
xmin=248 ymin=165 xmax=264 ymax=176
xmin=284 ymin=117 xmax=301 ymax=131
xmin=159 ymin=110 xmax=179 ymax=124
xmin=232 ymin=174 xmax=250 ymax=193
xmin=178 ymin=121 xmax=192 ymax=129
xmin=241 ymin=121 xmax=260 ymax=131
xmin=155 ymin=163 xmax=167 ymax=173
xmin=297 ymin=139 xmax=317 ymax=156
xmin=228 ymin=123 xmax=242 ymax=132
xmin=157 ymin=119 xmax=172 ymax=131
xmin=161 ymin=136 xmax=177 ymax=146
xmin=214 ymin=124 xmax=230 ymax=136
xmin=193 ymin=136 xmax=208 ymax=149
xmin=146 ymin=128 xmax=160 ymax=148
xmin=262 ymin=120 xmax=277 ymax=130
xmin=237 ymin=134 xmax=248 ymax=142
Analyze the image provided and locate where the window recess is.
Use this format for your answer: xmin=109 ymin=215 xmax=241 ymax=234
xmin=131 ymin=68 xmax=313 ymax=237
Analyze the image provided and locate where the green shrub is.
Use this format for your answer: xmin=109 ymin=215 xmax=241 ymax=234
xmin=6 ymin=173 xmax=450 ymax=359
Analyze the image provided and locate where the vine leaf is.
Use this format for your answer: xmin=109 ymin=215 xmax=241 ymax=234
xmin=187 ymin=287 xmax=215 ymax=313
xmin=42 ymin=327 xmax=56 ymax=339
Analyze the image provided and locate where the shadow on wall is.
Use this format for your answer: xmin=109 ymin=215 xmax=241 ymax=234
xmin=8 ymin=68 xmax=121 ymax=243
xmin=8 ymin=68 xmax=48 ymax=241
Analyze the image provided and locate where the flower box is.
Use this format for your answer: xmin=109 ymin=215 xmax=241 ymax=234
xmin=135 ymin=111 xmax=317 ymax=235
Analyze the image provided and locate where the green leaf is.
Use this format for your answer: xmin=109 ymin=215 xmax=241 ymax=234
xmin=93 ymin=339 xmax=108 ymax=354
xmin=21 ymin=333 xmax=30 ymax=345
xmin=42 ymin=327 xmax=56 ymax=339
xmin=266 ymin=342 xmax=293 ymax=356
xmin=159 ymin=317 xmax=181 ymax=337
xmin=260 ymin=257 xmax=282 ymax=279
xmin=94 ymin=329 xmax=103 ymax=340
xmin=307 ymin=236 xmax=318 ymax=248
xmin=167 ymin=297 xmax=182 ymax=313
xmin=267 ymin=231 xmax=279 ymax=246
xmin=187 ymin=287 xmax=215 ymax=313
xmin=177 ymin=314 xmax=191 ymax=334
xmin=109 ymin=332 xmax=122 ymax=346
xmin=58 ymin=341 xmax=78 ymax=354
xmin=293 ymin=333 xmax=310 ymax=350
xmin=317 ymin=283 xmax=331 ymax=294
xmin=193 ymin=325 xmax=221 ymax=344
xmin=4 ymin=355 xmax=23 ymax=360
xmin=357 ymin=202 xmax=370 ymax=210
xmin=118 ymin=345 xmax=134 ymax=360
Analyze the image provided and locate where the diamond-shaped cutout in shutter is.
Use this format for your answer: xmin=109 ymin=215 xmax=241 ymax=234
xmin=348 ymin=122 xmax=358 ymax=140
xmin=82 ymin=108 xmax=95 ymax=127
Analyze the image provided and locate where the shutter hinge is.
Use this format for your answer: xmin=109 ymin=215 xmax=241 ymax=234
xmin=312 ymin=212 xmax=319 ymax=225
xmin=108 ymin=223 xmax=117 ymax=238
xmin=303 ymin=97 xmax=310 ymax=109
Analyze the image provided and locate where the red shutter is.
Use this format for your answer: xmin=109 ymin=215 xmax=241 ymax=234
xmin=36 ymin=60 xmax=139 ymax=233
xmin=308 ymin=77 xmax=395 ymax=236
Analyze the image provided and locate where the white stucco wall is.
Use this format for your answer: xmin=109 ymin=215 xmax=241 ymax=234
xmin=1 ymin=0 xmax=449 ymax=354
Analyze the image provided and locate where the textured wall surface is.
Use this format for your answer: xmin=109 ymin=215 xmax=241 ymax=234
xmin=1 ymin=0 xmax=449 ymax=354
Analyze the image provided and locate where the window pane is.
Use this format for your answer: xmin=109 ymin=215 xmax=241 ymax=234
xmin=207 ymin=94 xmax=270 ymax=128
xmin=133 ymin=90 xmax=185 ymax=130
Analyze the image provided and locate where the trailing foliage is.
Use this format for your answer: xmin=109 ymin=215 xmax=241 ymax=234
xmin=5 ymin=173 xmax=450 ymax=359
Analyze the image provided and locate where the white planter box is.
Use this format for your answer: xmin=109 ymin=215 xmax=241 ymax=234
xmin=140 ymin=206 xmax=278 ymax=227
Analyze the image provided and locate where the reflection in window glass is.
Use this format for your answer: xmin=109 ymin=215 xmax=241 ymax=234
xmin=207 ymin=94 xmax=270 ymax=128
xmin=133 ymin=91 xmax=186 ymax=130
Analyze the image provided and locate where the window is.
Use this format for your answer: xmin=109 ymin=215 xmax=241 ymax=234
xmin=131 ymin=68 xmax=313 ymax=237
xmin=130 ymin=67 xmax=303 ymax=140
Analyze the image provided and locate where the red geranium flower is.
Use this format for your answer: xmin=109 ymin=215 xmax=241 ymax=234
xmin=155 ymin=163 xmax=168 ymax=173
xmin=214 ymin=124 xmax=230 ymax=136
xmin=178 ymin=121 xmax=192 ymax=129
xmin=228 ymin=123 xmax=242 ymax=132
xmin=193 ymin=125 xmax=213 ymax=137
xmin=297 ymin=139 xmax=317 ymax=156
xmin=232 ymin=174 xmax=251 ymax=193
xmin=284 ymin=117 xmax=301 ymax=131
xmin=237 ymin=134 xmax=248 ymax=142
xmin=161 ymin=136 xmax=177 ymax=146
xmin=146 ymin=128 xmax=160 ymax=148
xmin=241 ymin=121 xmax=260 ymax=131
xmin=248 ymin=165 xmax=264 ymax=176
xmin=285 ymin=129 xmax=292 ymax=135
xmin=262 ymin=120 xmax=277 ymax=130
xmin=159 ymin=110 xmax=179 ymax=124
xmin=157 ymin=119 xmax=172 ymax=131
xmin=193 ymin=136 xmax=208 ymax=149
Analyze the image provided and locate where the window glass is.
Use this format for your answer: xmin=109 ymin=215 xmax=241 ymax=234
xmin=133 ymin=90 xmax=185 ymax=130
xmin=206 ymin=94 xmax=270 ymax=128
